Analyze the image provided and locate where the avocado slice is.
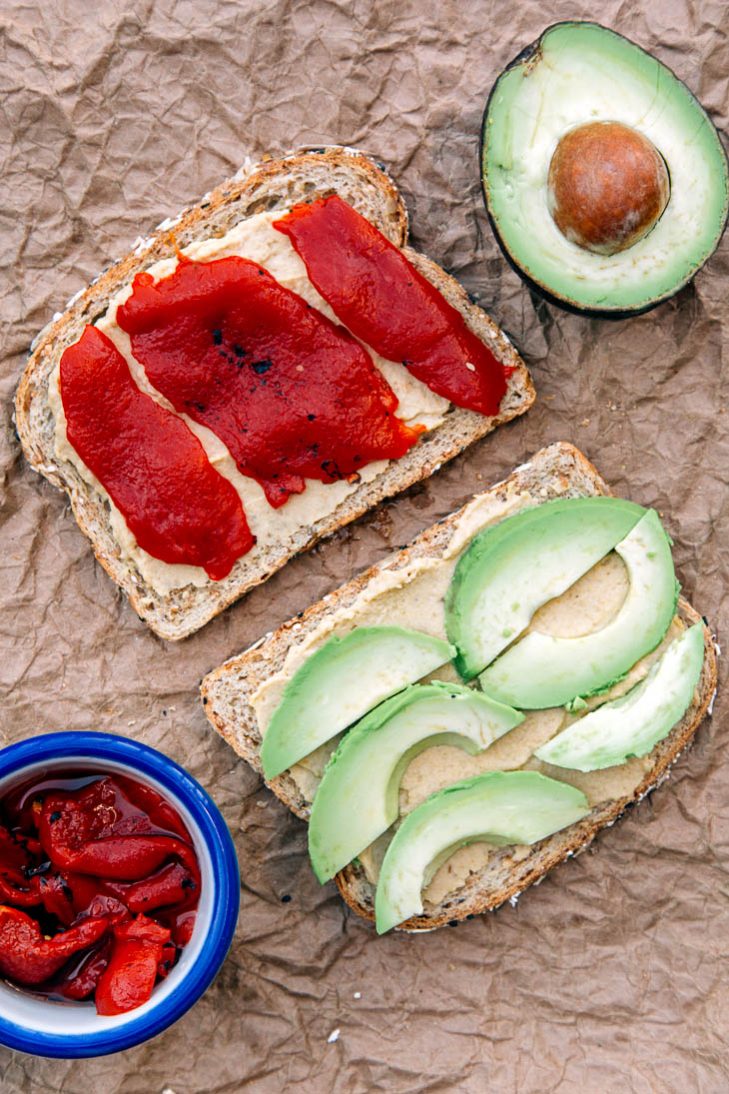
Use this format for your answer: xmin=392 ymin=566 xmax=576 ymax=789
xmin=308 ymin=682 xmax=523 ymax=882
xmin=446 ymin=497 xmax=645 ymax=679
xmin=374 ymin=771 xmax=589 ymax=933
xmin=535 ymin=622 xmax=705 ymax=771
xmin=260 ymin=626 xmax=453 ymax=779
xmin=481 ymin=22 xmax=729 ymax=316
xmin=479 ymin=510 xmax=678 ymax=709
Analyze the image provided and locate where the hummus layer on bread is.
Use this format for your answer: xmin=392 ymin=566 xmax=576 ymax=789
xmin=49 ymin=210 xmax=451 ymax=595
xmin=251 ymin=489 xmax=685 ymax=908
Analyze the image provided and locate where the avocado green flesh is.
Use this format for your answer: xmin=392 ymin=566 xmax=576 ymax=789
xmin=482 ymin=22 xmax=729 ymax=312
xmin=535 ymin=622 xmax=704 ymax=771
xmin=307 ymin=683 xmax=524 ymax=882
xmin=446 ymin=496 xmax=645 ymax=679
xmin=374 ymin=771 xmax=589 ymax=933
xmin=478 ymin=509 xmax=677 ymax=709
xmin=260 ymin=626 xmax=453 ymax=779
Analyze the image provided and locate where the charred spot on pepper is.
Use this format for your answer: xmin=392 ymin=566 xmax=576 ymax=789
xmin=212 ymin=329 xmax=223 ymax=345
xmin=320 ymin=458 xmax=346 ymax=481
xmin=181 ymin=877 xmax=197 ymax=891
xmin=251 ymin=358 xmax=273 ymax=375
xmin=23 ymin=860 xmax=51 ymax=878
xmin=307 ymin=413 xmax=316 ymax=421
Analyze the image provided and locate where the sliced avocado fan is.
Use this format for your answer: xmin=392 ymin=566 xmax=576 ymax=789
xmin=535 ymin=622 xmax=705 ymax=772
xmin=374 ymin=771 xmax=589 ymax=933
xmin=260 ymin=626 xmax=453 ymax=779
xmin=481 ymin=22 xmax=729 ymax=315
xmin=308 ymin=682 xmax=523 ymax=882
xmin=446 ymin=496 xmax=645 ymax=679
xmin=478 ymin=509 xmax=678 ymax=709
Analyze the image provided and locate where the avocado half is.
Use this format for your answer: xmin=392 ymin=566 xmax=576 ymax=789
xmin=480 ymin=22 xmax=729 ymax=316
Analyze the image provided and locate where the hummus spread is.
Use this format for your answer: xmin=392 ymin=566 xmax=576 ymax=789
xmin=50 ymin=210 xmax=451 ymax=595
xmin=251 ymin=489 xmax=685 ymax=907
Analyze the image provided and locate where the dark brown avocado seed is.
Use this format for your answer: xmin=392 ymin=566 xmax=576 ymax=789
xmin=547 ymin=121 xmax=670 ymax=255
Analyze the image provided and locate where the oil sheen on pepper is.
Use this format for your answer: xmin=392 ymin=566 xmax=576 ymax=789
xmin=0 ymin=770 xmax=201 ymax=1015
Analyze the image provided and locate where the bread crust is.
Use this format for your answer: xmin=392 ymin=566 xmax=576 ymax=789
xmin=200 ymin=442 xmax=718 ymax=931
xmin=14 ymin=146 xmax=534 ymax=640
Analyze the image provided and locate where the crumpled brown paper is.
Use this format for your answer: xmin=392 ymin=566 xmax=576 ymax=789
xmin=2 ymin=0 xmax=728 ymax=1089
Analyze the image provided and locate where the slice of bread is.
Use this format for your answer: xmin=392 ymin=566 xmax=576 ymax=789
xmin=14 ymin=146 xmax=534 ymax=641
xmin=200 ymin=441 xmax=718 ymax=931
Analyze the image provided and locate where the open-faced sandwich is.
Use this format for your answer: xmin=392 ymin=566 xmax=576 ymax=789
xmin=201 ymin=443 xmax=717 ymax=932
xmin=15 ymin=147 xmax=533 ymax=640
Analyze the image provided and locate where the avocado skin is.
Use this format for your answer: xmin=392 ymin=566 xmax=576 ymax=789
xmin=479 ymin=21 xmax=729 ymax=318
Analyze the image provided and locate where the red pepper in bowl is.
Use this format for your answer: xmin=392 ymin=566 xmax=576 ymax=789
xmin=0 ymin=770 xmax=200 ymax=1015
xmin=0 ymin=906 xmax=109 ymax=985
xmin=95 ymin=915 xmax=172 ymax=1016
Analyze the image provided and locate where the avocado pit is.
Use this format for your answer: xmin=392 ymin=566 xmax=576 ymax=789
xmin=547 ymin=121 xmax=670 ymax=255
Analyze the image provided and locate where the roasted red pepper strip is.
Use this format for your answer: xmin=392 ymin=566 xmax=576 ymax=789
xmin=40 ymin=776 xmax=155 ymax=843
xmin=104 ymin=861 xmax=196 ymax=914
xmin=164 ymin=908 xmax=196 ymax=947
xmin=41 ymin=832 xmax=192 ymax=881
xmin=0 ymin=824 xmax=33 ymax=874
xmin=38 ymin=777 xmax=198 ymax=881
xmin=0 ymin=874 xmax=40 ymax=908
xmin=59 ymin=325 xmax=254 ymax=579
xmin=156 ymin=940 xmax=177 ymax=980
xmin=58 ymin=939 xmax=112 ymax=1001
xmin=95 ymin=915 xmax=171 ymax=1016
xmin=0 ymin=906 xmax=108 ymax=985
xmin=116 ymin=256 xmax=423 ymax=508
xmin=36 ymin=873 xmax=76 ymax=926
xmin=63 ymin=871 xmax=112 ymax=916
xmin=113 ymin=776 xmax=192 ymax=841
xmin=274 ymin=195 xmax=509 ymax=416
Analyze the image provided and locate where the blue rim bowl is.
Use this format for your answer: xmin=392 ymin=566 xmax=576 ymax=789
xmin=0 ymin=731 xmax=240 ymax=1058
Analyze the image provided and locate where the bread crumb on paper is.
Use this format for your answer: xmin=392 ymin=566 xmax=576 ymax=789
xmin=327 ymin=1029 xmax=341 ymax=1043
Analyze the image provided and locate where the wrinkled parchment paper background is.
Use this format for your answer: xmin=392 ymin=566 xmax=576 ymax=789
xmin=2 ymin=1 xmax=728 ymax=1089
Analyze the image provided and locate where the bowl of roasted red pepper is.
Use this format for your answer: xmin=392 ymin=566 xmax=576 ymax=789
xmin=0 ymin=731 xmax=239 ymax=1057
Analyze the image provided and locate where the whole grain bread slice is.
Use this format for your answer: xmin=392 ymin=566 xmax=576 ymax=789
xmin=14 ymin=146 xmax=534 ymax=641
xmin=200 ymin=441 xmax=718 ymax=931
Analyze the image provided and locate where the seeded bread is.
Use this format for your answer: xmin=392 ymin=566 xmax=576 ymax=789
xmin=200 ymin=442 xmax=718 ymax=931
xmin=14 ymin=146 xmax=534 ymax=641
